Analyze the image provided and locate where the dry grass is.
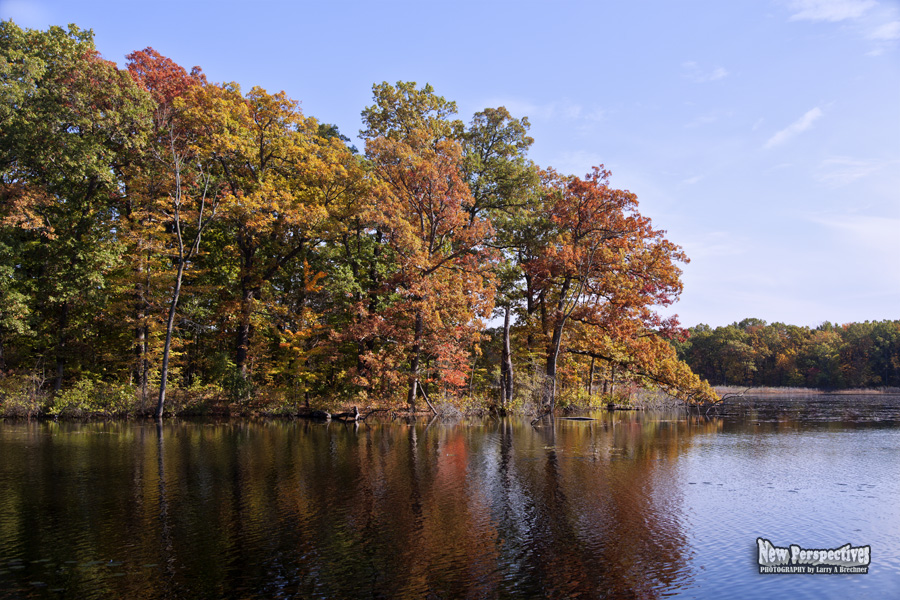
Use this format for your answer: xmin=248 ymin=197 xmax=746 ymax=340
xmin=713 ymin=386 xmax=900 ymax=396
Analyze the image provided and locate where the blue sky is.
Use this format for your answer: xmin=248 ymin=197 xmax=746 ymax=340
xmin=2 ymin=0 xmax=898 ymax=328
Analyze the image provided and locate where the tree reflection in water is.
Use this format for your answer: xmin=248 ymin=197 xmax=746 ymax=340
xmin=0 ymin=415 xmax=720 ymax=598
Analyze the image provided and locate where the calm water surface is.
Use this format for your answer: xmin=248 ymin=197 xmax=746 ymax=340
xmin=1 ymin=395 xmax=898 ymax=599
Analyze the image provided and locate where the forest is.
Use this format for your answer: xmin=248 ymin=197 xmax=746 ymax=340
xmin=0 ymin=21 xmax=832 ymax=420
xmin=675 ymin=319 xmax=900 ymax=390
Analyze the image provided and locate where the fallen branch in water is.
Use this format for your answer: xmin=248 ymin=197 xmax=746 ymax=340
xmin=719 ymin=387 xmax=751 ymax=403
xmin=530 ymin=406 xmax=552 ymax=426
xmin=702 ymin=387 xmax=750 ymax=416
xmin=359 ymin=407 xmax=392 ymax=421
xmin=418 ymin=387 xmax=440 ymax=417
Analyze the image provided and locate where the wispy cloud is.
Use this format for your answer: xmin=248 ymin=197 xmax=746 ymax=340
xmin=483 ymin=98 xmax=605 ymax=124
xmin=811 ymin=215 xmax=900 ymax=277
xmin=815 ymin=156 xmax=885 ymax=186
xmin=785 ymin=0 xmax=900 ymax=53
xmin=547 ymin=150 xmax=609 ymax=178
xmin=685 ymin=109 xmax=733 ymax=129
xmin=682 ymin=61 xmax=729 ymax=83
xmin=678 ymin=231 xmax=747 ymax=259
xmin=786 ymin=0 xmax=876 ymax=22
xmin=868 ymin=20 xmax=900 ymax=40
xmin=764 ymin=107 xmax=824 ymax=148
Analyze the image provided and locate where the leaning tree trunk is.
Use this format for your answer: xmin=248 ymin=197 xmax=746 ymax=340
xmin=156 ymin=258 xmax=186 ymax=419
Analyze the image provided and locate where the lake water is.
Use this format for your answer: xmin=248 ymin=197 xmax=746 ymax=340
xmin=1 ymin=395 xmax=898 ymax=599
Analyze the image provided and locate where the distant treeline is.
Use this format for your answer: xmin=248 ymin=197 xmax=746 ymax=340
xmin=673 ymin=319 xmax=900 ymax=389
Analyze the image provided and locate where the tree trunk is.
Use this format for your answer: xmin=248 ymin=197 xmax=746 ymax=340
xmin=156 ymin=259 xmax=186 ymax=418
xmin=54 ymin=302 xmax=68 ymax=393
xmin=545 ymin=318 xmax=566 ymax=412
xmin=524 ymin=270 xmax=536 ymax=351
xmin=235 ymin=278 xmax=254 ymax=378
xmin=588 ymin=356 xmax=596 ymax=396
xmin=135 ymin=281 xmax=150 ymax=409
xmin=407 ymin=309 xmax=424 ymax=412
xmin=500 ymin=305 xmax=514 ymax=408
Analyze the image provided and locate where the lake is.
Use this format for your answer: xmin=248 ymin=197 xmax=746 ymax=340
xmin=1 ymin=395 xmax=898 ymax=598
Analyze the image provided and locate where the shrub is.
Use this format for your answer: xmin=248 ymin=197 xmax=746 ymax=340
xmin=48 ymin=379 xmax=138 ymax=418
xmin=0 ymin=374 xmax=50 ymax=418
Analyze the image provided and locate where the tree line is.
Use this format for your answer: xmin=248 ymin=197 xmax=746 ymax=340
xmin=0 ymin=22 xmax=716 ymax=416
xmin=673 ymin=319 xmax=900 ymax=389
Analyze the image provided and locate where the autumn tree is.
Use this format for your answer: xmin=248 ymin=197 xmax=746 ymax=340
xmin=524 ymin=167 xmax=715 ymax=412
xmin=124 ymin=47 xmax=210 ymax=413
xmin=181 ymin=82 xmax=363 ymax=390
xmin=460 ymin=106 xmax=541 ymax=409
xmin=357 ymin=82 xmax=496 ymax=411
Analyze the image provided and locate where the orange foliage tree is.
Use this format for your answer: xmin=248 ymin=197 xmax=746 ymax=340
xmin=354 ymin=82 xmax=497 ymax=411
xmin=524 ymin=167 xmax=716 ymax=410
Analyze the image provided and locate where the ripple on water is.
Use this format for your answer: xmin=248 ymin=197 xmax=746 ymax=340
xmin=676 ymin=425 xmax=900 ymax=599
xmin=1 ymin=410 xmax=898 ymax=599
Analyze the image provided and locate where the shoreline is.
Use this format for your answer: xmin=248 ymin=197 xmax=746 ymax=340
xmin=3 ymin=387 xmax=899 ymax=422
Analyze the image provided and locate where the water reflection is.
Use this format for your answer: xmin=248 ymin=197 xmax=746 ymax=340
xmin=0 ymin=399 xmax=897 ymax=599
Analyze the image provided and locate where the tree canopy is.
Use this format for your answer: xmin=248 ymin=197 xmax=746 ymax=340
xmin=1 ymin=21 xmax=721 ymax=416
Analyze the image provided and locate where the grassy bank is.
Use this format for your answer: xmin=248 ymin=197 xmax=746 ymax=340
xmin=0 ymin=374 xmax=641 ymax=420
xmin=713 ymin=386 xmax=900 ymax=396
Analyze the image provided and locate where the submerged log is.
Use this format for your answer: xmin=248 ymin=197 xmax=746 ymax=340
xmin=332 ymin=406 xmax=360 ymax=422
xmin=299 ymin=406 xmax=378 ymax=422
xmin=606 ymin=403 xmax=638 ymax=411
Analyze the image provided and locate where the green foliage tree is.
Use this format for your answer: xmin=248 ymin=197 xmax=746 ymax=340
xmin=676 ymin=319 xmax=900 ymax=390
xmin=0 ymin=21 xmax=152 ymax=391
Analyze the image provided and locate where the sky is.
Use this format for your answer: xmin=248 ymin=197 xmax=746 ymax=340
xmin=2 ymin=0 xmax=898 ymax=329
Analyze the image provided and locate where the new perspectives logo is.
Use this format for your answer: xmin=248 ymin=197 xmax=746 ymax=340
xmin=757 ymin=538 xmax=870 ymax=574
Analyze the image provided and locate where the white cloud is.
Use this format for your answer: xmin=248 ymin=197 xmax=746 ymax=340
xmin=682 ymin=61 xmax=729 ymax=83
xmin=764 ymin=107 xmax=824 ymax=148
xmin=787 ymin=0 xmax=876 ymax=22
xmin=682 ymin=175 xmax=703 ymax=185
